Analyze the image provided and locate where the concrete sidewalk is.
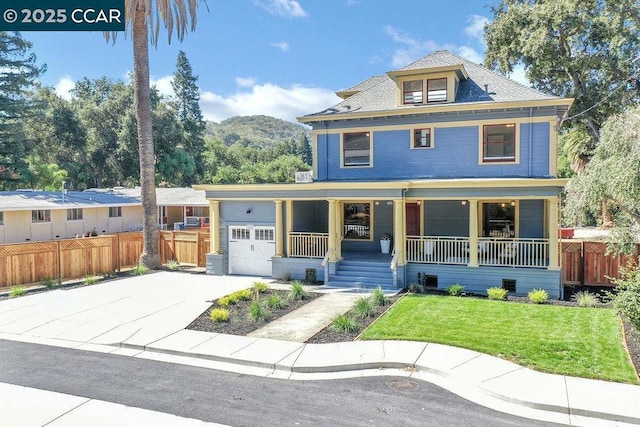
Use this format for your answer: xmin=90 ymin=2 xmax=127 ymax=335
xmin=1 ymin=272 xmax=639 ymax=426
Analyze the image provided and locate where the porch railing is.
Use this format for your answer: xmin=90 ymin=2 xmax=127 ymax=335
xmin=406 ymin=236 xmax=550 ymax=268
xmin=288 ymin=232 xmax=329 ymax=258
xmin=478 ymin=237 xmax=549 ymax=268
xmin=406 ymin=236 xmax=470 ymax=265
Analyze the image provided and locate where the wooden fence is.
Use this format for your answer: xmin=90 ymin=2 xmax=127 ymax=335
xmin=561 ymin=240 xmax=638 ymax=286
xmin=0 ymin=231 xmax=209 ymax=287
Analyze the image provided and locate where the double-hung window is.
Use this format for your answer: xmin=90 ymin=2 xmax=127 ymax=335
xmin=403 ymin=80 xmax=423 ymax=104
xmin=343 ymin=132 xmax=371 ymax=167
xmin=109 ymin=206 xmax=122 ymax=217
xmin=67 ymin=208 xmax=83 ymax=221
xmin=413 ymin=128 xmax=432 ymax=148
xmin=427 ymin=78 xmax=447 ymax=102
xmin=483 ymin=124 xmax=516 ymax=162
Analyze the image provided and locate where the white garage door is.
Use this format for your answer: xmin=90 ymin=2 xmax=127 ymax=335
xmin=228 ymin=225 xmax=276 ymax=276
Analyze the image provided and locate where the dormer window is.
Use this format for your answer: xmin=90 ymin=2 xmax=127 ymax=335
xmin=403 ymin=80 xmax=423 ymax=104
xmin=427 ymin=78 xmax=447 ymax=102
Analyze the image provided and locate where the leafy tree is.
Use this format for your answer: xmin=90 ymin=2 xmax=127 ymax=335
xmin=0 ymin=32 xmax=45 ymax=189
xmin=484 ymin=0 xmax=640 ymax=225
xmin=171 ymin=50 xmax=205 ymax=181
xmin=564 ymin=107 xmax=640 ymax=253
xmin=106 ymin=0 xmax=202 ymax=269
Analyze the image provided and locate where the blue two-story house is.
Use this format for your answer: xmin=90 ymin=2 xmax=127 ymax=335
xmin=195 ymin=51 xmax=573 ymax=298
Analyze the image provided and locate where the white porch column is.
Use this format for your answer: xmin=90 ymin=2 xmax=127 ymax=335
xmin=209 ymin=200 xmax=221 ymax=254
xmin=468 ymin=199 xmax=479 ymax=267
xmin=274 ymin=200 xmax=283 ymax=257
xmin=547 ymin=198 xmax=560 ymax=270
xmin=328 ymin=199 xmax=338 ymax=261
xmin=393 ymin=199 xmax=405 ymax=265
xmin=285 ymin=200 xmax=293 ymax=257
xmin=335 ymin=200 xmax=343 ymax=260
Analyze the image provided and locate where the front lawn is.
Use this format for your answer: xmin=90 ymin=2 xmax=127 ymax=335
xmin=361 ymin=294 xmax=638 ymax=384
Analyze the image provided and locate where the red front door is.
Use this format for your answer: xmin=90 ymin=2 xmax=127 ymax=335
xmin=406 ymin=203 xmax=420 ymax=236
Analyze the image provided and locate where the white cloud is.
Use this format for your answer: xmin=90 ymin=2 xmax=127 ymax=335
xmin=271 ymin=41 xmax=290 ymax=52
xmin=254 ymin=0 xmax=307 ymax=18
xmin=508 ymin=63 xmax=530 ymax=86
xmin=384 ymin=25 xmax=483 ymax=67
xmin=150 ymin=75 xmax=174 ymax=97
xmin=235 ymin=77 xmax=257 ymax=87
xmin=464 ymin=15 xmax=489 ymax=44
xmin=200 ymin=82 xmax=341 ymax=123
xmin=55 ymin=76 xmax=75 ymax=100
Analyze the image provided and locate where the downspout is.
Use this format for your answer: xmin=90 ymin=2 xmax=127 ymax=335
xmin=528 ymin=108 xmax=533 ymax=177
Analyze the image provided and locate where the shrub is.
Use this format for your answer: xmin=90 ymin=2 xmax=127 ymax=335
xmin=247 ymin=301 xmax=271 ymax=322
xmin=370 ymin=286 xmax=390 ymax=306
xmin=572 ymin=291 xmax=598 ymax=308
xmin=447 ymin=284 xmax=465 ymax=297
xmin=528 ymin=288 xmax=549 ymax=304
xmin=43 ymin=278 xmax=56 ymax=289
xmin=609 ymin=267 xmax=640 ymax=329
xmin=264 ymin=294 xmax=287 ymax=309
xmin=9 ymin=286 xmax=26 ymax=297
xmin=486 ymin=287 xmax=508 ymax=301
xmin=288 ymin=280 xmax=309 ymax=301
xmin=252 ymin=281 xmax=269 ymax=293
xmin=209 ymin=308 xmax=229 ymax=323
xmin=233 ymin=289 xmax=253 ymax=301
xmin=84 ymin=276 xmax=97 ymax=285
xmin=331 ymin=314 xmax=359 ymax=333
xmin=408 ymin=283 xmax=422 ymax=294
xmin=131 ymin=265 xmax=148 ymax=275
xmin=281 ymin=271 xmax=292 ymax=282
xmin=218 ymin=295 xmax=237 ymax=308
xmin=166 ymin=260 xmax=180 ymax=270
xmin=354 ymin=296 xmax=375 ymax=318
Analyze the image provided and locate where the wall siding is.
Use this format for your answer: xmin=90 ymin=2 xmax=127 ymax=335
xmin=519 ymin=199 xmax=544 ymax=238
xmin=424 ymin=200 xmax=469 ymax=236
xmin=317 ymin=122 xmax=551 ymax=181
xmin=218 ymin=201 xmax=275 ymax=253
xmin=405 ymin=263 xmax=561 ymax=299
xmin=292 ymin=200 xmax=328 ymax=232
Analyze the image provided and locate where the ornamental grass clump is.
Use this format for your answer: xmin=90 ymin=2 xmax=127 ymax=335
xmin=528 ymin=289 xmax=549 ymax=304
xmin=447 ymin=284 xmax=464 ymax=297
xmin=486 ymin=287 xmax=508 ymax=301
xmin=84 ymin=275 xmax=97 ymax=285
xmin=9 ymin=286 xmax=26 ymax=297
xmin=331 ymin=314 xmax=359 ymax=333
xmin=166 ymin=260 xmax=180 ymax=270
xmin=43 ymin=278 xmax=56 ymax=289
xmin=209 ymin=308 xmax=229 ymax=323
xmin=248 ymin=301 xmax=271 ymax=322
xmin=131 ymin=265 xmax=148 ymax=275
xmin=288 ymin=280 xmax=309 ymax=301
xmin=370 ymin=286 xmax=390 ymax=306
xmin=572 ymin=291 xmax=598 ymax=308
xmin=264 ymin=294 xmax=287 ymax=309
xmin=354 ymin=296 xmax=375 ymax=318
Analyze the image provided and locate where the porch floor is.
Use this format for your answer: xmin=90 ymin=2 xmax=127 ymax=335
xmin=341 ymin=251 xmax=393 ymax=262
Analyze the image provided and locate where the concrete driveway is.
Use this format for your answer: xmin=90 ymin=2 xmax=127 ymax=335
xmin=0 ymin=272 xmax=257 ymax=349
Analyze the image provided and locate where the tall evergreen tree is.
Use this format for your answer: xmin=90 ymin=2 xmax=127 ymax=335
xmin=171 ymin=50 xmax=205 ymax=181
xmin=0 ymin=32 xmax=45 ymax=189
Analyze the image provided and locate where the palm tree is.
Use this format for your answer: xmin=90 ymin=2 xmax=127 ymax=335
xmin=106 ymin=0 xmax=201 ymax=268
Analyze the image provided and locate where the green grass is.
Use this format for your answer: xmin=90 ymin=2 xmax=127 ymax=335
xmin=361 ymin=294 xmax=637 ymax=383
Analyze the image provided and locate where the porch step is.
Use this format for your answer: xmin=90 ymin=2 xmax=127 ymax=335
xmin=328 ymin=259 xmax=396 ymax=290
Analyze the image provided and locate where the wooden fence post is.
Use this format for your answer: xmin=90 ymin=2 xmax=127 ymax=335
xmin=56 ymin=240 xmax=62 ymax=282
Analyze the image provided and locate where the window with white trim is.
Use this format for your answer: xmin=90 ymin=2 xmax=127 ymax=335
xmin=427 ymin=78 xmax=447 ymax=102
xmin=403 ymin=79 xmax=423 ymax=104
xmin=67 ymin=208 xmax=83 ymax=221
xmin=343 ymin=132 xmax=371 ymax=167
xmin=109 ymin=206 xmax=122 ymax=217
xmin=483 ymin=124 xmax=516 ymax=162
xmin=413 ymin=128 xmax=432 ymax=148
xmin=32 ymin=210 xmax=51 ymax=223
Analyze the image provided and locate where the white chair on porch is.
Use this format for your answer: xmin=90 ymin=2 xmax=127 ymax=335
xmin=424 ymin=241 xmax=434 ymax=262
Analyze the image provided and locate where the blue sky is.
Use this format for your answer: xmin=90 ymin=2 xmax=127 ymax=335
xmin=24 ymin=0 xmax=523 ymax=123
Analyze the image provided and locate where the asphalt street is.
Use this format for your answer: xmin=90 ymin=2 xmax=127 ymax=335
xmin=0 ymin=340 xmax=561 ymax=426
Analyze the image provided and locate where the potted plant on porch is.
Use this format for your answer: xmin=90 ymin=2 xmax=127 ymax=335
xmin=380 ymin=233 xmax=392 ymax=254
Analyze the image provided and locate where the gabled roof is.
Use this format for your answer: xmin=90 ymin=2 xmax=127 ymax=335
xmin=335 ymin=75 xmax=386 ymax=100
xmin=300 ymin=50 xmax=572 ymax=122
xmin=119 ymin=188 xmax=208 ymax=206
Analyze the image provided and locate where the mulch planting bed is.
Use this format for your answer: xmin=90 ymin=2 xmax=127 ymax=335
xmin=186 ymin=288 xmax=320 ymax=336
xmin=305 ymin=294 xmax=404 ymax=344
xmin=623 ymin=318 xmax=640 ymax=380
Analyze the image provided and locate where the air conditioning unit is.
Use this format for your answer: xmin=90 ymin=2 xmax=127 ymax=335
xmin=294 ymin=171 xmax=313 ymax=183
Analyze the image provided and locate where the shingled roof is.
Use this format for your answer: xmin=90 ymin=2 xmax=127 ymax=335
xmin=301 ymin=50 xmax=567 ymax=121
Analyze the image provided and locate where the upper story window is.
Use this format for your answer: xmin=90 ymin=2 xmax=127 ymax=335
xmin=413 ymin=128 xmax=432 ymax=149
xmin=32 ymin=209 xmax=51 ymax=223
xmin=403 ymin=80 xmax=423 ymax=104
xmin=343 ymin=132 xmax=371 ymax=167
xmin=0 ymin=212 xmax=4 ymax=226
xmin=67 ymin=208 xmax=83 ymax=221
xmin=109 ymin=206 xmax=122 ymax=218
xmin=483 ymin=124 xmax=516 ymax=162
xmin=427 ymin=78 xmax=447 ymax=102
